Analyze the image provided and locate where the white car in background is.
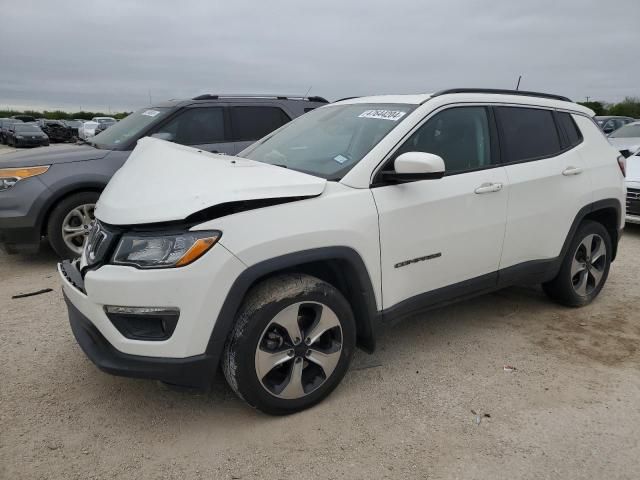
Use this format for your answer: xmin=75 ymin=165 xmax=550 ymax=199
xmin=607 ymin=121 xmax=640 ymax=158
xmin=626 ymin=149 xmax=640 ymax=224
xmin=78 ymin=117 xmax=117 ymax=140
xmin=77 ymin=121 xmax=99 ymax=140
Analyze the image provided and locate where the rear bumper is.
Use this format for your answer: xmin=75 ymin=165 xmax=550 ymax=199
xmin=64 ymin=289 xmax=217 ymax=388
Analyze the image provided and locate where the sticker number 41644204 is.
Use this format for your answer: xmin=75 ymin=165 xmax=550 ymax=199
xmin=358 ymin=110 xmax=406 ymax=121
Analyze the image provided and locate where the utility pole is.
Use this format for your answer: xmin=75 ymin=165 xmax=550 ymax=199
xmin=585 ymin=96 xmax=591 ymax=102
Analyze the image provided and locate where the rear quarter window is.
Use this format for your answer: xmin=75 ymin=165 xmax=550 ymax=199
xmin=557 ymin=112 xmax=583 ymax=147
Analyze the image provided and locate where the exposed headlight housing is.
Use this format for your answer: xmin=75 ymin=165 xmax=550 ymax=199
xmin=0 ymin=165 xmax=50 ymax=192
xmin=112 ymin=230 xmax=221 ymax=269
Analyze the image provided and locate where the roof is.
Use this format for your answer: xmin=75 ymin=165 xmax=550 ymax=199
xmin=334 ymin=88 xmax=593 ymax=116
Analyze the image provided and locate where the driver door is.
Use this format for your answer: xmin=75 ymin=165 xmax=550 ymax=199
xmin=372 ymin=105 xmax=509 ymax=310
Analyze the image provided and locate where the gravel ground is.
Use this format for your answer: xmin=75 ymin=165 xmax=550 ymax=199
xmin=1 ymin=225 xmax=639 ymax=479
xmin=0 ymin=142 xmax=68 ymax=156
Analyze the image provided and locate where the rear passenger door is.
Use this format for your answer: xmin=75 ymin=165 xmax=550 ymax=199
xmin=229 ymin=105 xmax=292 ymax=153
xmin=497 ymin=106 xmax=592 ymax=271
xmin=152 ymin=106 xmax=236 ymax=154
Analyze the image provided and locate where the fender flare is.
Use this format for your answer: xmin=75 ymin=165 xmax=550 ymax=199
xmin=204 ymin=247 xmax=379 ymax=367
xmin=559 ymin=198 xmax=623 ymax=263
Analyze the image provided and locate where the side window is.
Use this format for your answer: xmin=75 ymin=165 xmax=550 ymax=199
xmin=395 ymin=106 xmax=493 ymax=174
xmin=496 ymin=107 xmax=562 ymax=162
xmin=157 ymin=108 xmax=225 ymax=145
xmin=557 ymin=112 xmax=583 ymax=147
xmin=231 ymin=106 xmax=291 ymax=141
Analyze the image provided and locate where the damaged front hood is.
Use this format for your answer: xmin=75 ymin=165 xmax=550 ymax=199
xmin=96 ymin=137 xmax=326 ymax=225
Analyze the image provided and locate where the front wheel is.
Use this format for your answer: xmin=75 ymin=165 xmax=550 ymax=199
xmin=46 ymin=191 xmax=99 ymax=259
xmin=543 ymin=220 xmax=612 ymax=307
xmin=223 ymin=274 xmax=356 ymax=415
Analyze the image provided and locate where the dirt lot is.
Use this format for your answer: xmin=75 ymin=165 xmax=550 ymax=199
xmin=1 ymin=226 xmax=639 ymax=480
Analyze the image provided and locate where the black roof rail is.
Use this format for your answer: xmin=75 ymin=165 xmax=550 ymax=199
xmin=334 ymin=96 xmax=360 ymax=102
xmin=191 ymin=94 xmax=329 ymax=103
xmin=431 ymin=88 xmax=572 ymax=103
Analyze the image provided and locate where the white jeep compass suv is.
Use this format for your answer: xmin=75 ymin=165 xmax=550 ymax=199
xmin=59 ymin=88 xmax=626 ymax=414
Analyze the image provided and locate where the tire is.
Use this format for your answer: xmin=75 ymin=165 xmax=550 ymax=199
xmin=46 ymin=191 xmax=99 ymax=259
xmin=542 ymin=220 xmax=612 ymax=307
xmin=223 ymin=273 xmax=356 ymax=415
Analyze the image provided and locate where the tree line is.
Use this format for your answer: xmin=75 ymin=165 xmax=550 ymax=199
xmin=578 ymin=97 xmax=640 ymax=118
xmin=0 ymin=109 xmax=131 ymax=121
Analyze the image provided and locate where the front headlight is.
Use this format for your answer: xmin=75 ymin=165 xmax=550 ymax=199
xmin=112 ymin=230 xmax=221 ymax=269
xmin=0 ymin=165 xmax=50 ymax=192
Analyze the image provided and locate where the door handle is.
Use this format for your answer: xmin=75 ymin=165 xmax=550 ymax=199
xmin=474 ymin=182 xmax=503 ymax=194
xmin=562 ymin=166 xmax=583 ymax=176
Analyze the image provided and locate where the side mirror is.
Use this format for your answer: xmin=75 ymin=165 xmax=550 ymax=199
xmin=603 ymin=126 xmax=614 ymax=134
xmin=381 ymin=152 xmax=445 ymax=183
xmin=150 ymin=132 xmax=175 ymax=142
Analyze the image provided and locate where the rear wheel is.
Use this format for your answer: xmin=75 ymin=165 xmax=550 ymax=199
xmin=223 ymin=274 xmax=356 ymax=415
xmin=543 ymin=220 xmax=611 ymax=307
xmin=46 ymin=192 xmax=99 ymax=259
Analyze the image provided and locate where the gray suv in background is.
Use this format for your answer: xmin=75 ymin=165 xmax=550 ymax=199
xmin=0 ymin=94 xmax=328 ymax=258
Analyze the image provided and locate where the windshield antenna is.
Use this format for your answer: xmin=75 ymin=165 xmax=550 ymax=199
xmin=515 ymin=75 xmax=522 ymax=91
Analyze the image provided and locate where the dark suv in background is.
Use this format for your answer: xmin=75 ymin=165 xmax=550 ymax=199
xmin=0 ymin=94 xmax=328 ymax=257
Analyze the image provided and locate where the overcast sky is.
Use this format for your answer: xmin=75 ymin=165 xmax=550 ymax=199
xmin=1 ymin=0 xmax=638 ymax=112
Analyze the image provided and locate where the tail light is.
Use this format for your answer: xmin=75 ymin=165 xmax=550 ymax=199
xmin=617 ymin=155 xmax=626 ymax=177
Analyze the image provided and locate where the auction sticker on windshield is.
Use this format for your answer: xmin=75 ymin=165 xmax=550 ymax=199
xmin=358 ymin=110 xmax=406 ymax=121
xmin=142 ymin=110 xmax=161 ymax=117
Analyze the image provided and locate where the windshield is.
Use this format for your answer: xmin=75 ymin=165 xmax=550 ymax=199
xmin=15 ymin=125 xmax=41 ymax=133
xmin=91 ymin=108 xmax=170 ymax=149
xmin=609 ymin=124 xmax=640 ymax=138
xmin=239 ymin=103 xmax=416 ymax=180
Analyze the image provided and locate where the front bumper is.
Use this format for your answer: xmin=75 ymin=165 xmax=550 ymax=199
xmin=59 ymin=243 xmax=246 ymax=385
xmin=64 ymin=289 xmax=216 ymax=387
xmin=0 ymin=176 xmax=52 ymax=252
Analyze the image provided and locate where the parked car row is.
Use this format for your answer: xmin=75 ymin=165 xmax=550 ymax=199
xmin=0 ymin=116 xmax=119 ymax=148
xmin=0 ymin=118 xmax=49 ymax=147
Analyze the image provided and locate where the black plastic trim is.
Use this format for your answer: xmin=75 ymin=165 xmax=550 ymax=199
xmin=204 ymin=247 xmax=379 ymax=363
xmin=379 ymin=272 xmax=498 ymax=325
xmin=60 ymin=260 xmax=86 ymax=293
